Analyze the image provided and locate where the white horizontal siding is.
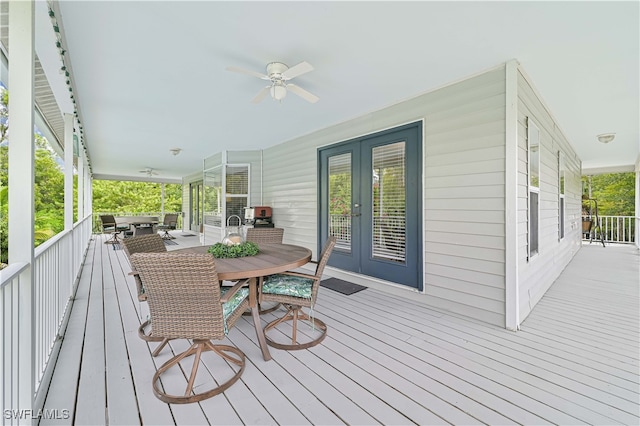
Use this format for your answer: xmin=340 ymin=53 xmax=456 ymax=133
xmin=261 ymin=65 xmax=508 ymax=326
xmin=424 ymin=67 xmax=506 ymax=327
xmin=516 ymin=68 xmax=582 ymax=322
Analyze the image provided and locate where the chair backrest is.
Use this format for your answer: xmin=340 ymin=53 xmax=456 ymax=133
xmin=130 ymin=253 xmax=230 ymax=340
xmin=313 ymin=236 xmax=337 ymax=279
xmin=122 ymin=233 xmax=167 ymax=259
xmin=245 ymin=227 xmax=284 ymax=244
xmin=100 ymin=214 xmax=116 ymax=226
xmin=163 ymin=213 xmax=179 ymax=227
xmin=308 ymin=236 xmax=337 ymax=303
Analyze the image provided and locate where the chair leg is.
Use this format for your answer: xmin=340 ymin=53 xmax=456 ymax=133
xmin=152 ymin=340 xmax=245 ymax=404
xmin=138 ymin=319 xmax=171 ymax=356
xmin=263 ymin=305 xmax=327 ymax=350
xmin=160 ymin=230 xmax=175 ymax=239
xmin=104 ymin=231 xmax=121 ymax=244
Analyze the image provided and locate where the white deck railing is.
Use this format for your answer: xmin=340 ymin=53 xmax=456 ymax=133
xmin=0 ymin=214 xmax=93 ymax=419
xmin=583 ymin=215 xmax=636 ymax=244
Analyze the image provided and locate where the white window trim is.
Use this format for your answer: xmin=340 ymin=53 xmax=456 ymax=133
xmin=558 ymin=150 xmax=565 ymax=241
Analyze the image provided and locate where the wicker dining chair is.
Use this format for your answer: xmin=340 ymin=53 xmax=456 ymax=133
xmin=259 ymin=236 xmax=336 ymax=350
xmin=130 ymin=252 xmax=249 ymax=404
xmin=157 ymin=213 xmax=179 ymax=240
xmin=100 ymin=214 xmax=130 ymax=244
xmin=245 ymin=227 xmax=284 ymax=244
xmin=244 ymin=227 xmax=285 ymax=315
xmin=122 ymin=234 xmax=170 ymax=356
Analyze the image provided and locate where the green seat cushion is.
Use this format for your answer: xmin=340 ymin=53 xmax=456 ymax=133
xmin=221 ymin=287 xmax=249 ymax=333
xmin=262 ymin=274 xmax=314 ymax=299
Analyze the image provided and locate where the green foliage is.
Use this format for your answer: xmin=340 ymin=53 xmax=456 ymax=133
xmin=92 ymin=180 xmax=182 ymax=213
xmin=581 ymin=173 xmax=635 ymax=216
xmin=207 ymin=241 xmax=259 ymax=258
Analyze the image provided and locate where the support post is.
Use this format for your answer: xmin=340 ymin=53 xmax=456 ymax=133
xmin=64 ymin=114 xmax=74 ymax=230
xmin=505 ymin=60 xmax=520 ymax=331
xmin=8 ymin=0 xmax=35 ymax=417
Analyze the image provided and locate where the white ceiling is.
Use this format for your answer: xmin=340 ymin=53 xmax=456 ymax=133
xmin=39 ymin=1 xmax=638 ymax=182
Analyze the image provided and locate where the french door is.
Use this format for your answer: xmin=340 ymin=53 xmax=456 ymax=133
xmin=319 ymin=122 xmax=422 ymax=289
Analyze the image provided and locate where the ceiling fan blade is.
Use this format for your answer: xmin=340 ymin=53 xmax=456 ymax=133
xmin=251 ymin=86 xmax=271 ymax=104
xmin=226 ymin=66 xmax=269 ymax=80
xmin=282 ymin=61 xmax=314 ymax=80
xmin=287 ymin=84 xmax=319 ymax=103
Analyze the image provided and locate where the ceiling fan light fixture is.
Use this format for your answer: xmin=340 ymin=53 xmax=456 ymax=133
xmin=270 ymin=83 xmax=287 ymax=101
xmin=169 ymin=147 xmax=182 ymax=156
xmin=597 ymin=133 xmax=615 ymax=144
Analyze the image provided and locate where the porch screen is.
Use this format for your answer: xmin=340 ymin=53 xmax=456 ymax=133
xmin=204 ymin=167 xmax=223 ymax=226
xmin=371 ymin=142 xmax=406 ymax=263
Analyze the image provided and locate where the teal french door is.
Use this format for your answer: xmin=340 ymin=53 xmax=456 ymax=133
xmin=319 ymin=122 xmax=422 ymax=289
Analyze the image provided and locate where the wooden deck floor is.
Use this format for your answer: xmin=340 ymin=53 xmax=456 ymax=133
xmin=41 ymin=235 xmax=639 ymax=425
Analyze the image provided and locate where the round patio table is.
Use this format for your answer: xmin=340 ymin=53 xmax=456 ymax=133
xmin=172 ymin=243 xmax=312 ymax=361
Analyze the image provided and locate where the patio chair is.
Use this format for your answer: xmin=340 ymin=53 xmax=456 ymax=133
xmin=260 ymin=236 xmax=336 ymax=350
xmin=244 ymin=227 xmax=284 ymax=315
xmin=245 ymin=227 xmax=284 ymax=244
xmin=157 ymin=213 xmax=178 ymax=239
xmin=122 ymin=234 xmax=170 ymax=356
xmin=100 ymin=214 xmax=130 ymax=244
xmin=130 ymin=252 xmax=249 ymax=404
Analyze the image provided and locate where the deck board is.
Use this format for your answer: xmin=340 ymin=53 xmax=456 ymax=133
xmin=73 ymin=239 xmax=107 ymax=425
xmin=41 ymin=236 xmax=640 ymax=425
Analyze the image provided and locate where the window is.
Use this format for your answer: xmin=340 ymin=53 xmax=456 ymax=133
xmin=225 ymin=165 xmax=249 ymax=220
xmin=203 ymin=164 xmax=249 ymax=228
xmin=558 ymin=151 xmax=565 ymax=240
xmin=528 ymin=118 xmax=540 ymax=259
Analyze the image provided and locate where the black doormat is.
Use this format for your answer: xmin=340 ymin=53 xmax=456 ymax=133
xmin=180 ymin=233 xmax=197 ymax=237
xmin=320 ymin=278 xmax=366 ymax=295
xmin=163 ymin=239 xmax=178 ymax=245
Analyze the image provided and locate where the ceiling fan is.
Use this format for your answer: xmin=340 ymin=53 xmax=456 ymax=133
xmin=139 ymin=168 xmax=159 ymax=177
xmin=226 ymin=61 xmax=319 ymax=104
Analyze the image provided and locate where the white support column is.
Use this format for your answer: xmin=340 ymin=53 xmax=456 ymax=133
xmin=635 ymin=156 xmax=639 ymax=249
xmin=64 ymin=114 xmax=74 ymax=230
xmin=77 ymin=152 xmax=84 ymax=220
xmin=504 ymin=60 xmax=520 ymax=331
xmin=8 ymin=0 xmax=35 ymax=416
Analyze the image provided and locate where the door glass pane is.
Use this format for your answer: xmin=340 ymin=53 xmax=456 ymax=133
xmin=372 ymin=142 xmax=406 ymax=263
xmin=328 ymin=153 xmax=352 ymax=251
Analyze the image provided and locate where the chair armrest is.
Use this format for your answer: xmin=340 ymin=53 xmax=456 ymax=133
xmin=220 ymin=278 xmax=250 ymax=303
xmin=128 ymin=270 xmax=139 ymax=277
xmin=277 ymin=270 xmax=316 ymax=280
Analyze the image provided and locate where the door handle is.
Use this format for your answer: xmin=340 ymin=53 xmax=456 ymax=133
xmin=351 ymin=213 xmax=361 ymax=217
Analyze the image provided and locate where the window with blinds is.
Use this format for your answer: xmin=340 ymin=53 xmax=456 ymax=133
xmin=528 ymin=118 xmax=540 ymax=258
xmin=371 ymin=142 xmax=406 ymax=263
xmin=225 ymin=165 xmax=249 ymax=219
xmin=559 ymin=151 xmax=565 ymax=240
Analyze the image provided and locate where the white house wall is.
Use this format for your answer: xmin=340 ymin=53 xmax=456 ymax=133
xmin=263 ymin=66 xmax=509 ymax=326
xmin=516 ymin=68 xmax=582 ymax=322
xmin=184 ymin=64 xmax=582 ymax=328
